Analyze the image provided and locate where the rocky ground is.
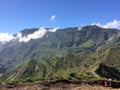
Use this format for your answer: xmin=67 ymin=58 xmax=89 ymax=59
xmin=0 ymin=79 xmax=120 ymax=90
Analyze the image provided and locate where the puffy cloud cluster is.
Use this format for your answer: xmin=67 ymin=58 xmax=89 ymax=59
xmin=92 ymin=20 xmax=120 ymax=29
xmin=103 ymin=20 xmax=120 ymax=29
xmin=17 ymin=28 xmax=48 ymax=42
xmin=17 ymin=28 xmax=58 ymax=42
xmin=0 ymin=28 xmax=58 ymax=43
xmin=0 ymin=33 xmax=14 ymax=43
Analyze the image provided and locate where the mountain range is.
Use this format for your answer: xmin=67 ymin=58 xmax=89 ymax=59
xmin=0 ymin=25 xmax=120 ymax=82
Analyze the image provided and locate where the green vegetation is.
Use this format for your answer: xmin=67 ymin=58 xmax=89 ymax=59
xmin=77 ymin=73 xmax=96 ymax=80
xmin=67 ymin=72 xmax=77 ymax=80
xmin=1 ymin=45 xmax=120 ymax=83
xmin=23 ymin=77 xmax=35 ymax=82
xmin=0 ymin=25 xmax=120 ymax=83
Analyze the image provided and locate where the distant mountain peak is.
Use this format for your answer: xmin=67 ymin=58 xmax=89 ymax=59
xmin=0 ymin=25 xmax=119 ymax=44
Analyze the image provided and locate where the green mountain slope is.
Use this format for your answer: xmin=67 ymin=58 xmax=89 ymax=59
xmin=1 ymin=45 xmax=120 ymax=82
xmin=0 ymin=25 xmax=120 ymax=82
xmin=1 ymin=59 xmax=48 ymax=82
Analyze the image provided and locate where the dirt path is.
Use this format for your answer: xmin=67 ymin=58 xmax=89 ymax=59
xmin=1 ymin=85 xmax=120 ymax=90
xmin=0 ymin=79 xmax=120 ymax=90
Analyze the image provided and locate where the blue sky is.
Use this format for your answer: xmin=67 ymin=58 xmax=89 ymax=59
xmin=0 ymin=0 xmax=120 ymax=33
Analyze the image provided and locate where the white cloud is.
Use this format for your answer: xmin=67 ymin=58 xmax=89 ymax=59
xmin=0 ymin=33 xmax=14 ymax=43
xmin=91 ymin=23 xmax=102 ymax=27
xmin=91 ymin=20 xmax=120 ymax=29
xmin=17 ymin=28 xmax=48 ymax=42
xmin=103 ymin=20 xmax=120 ymax=29
xmin=78 ymin=27 xmax=82 ymax=30
xmin=16 ymin=28 xmax=58 ymax=42
xmin=0 ymin=28 xmax=58 ymax=43
xmin=48 ymin=28 xmax=58 ymax=32
xmin=50 ymin=15 xmax=56 ymax=22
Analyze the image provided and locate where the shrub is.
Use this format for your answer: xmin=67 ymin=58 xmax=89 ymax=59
xmin=70 ymin=72 xmax=77 ymax=78
xmin=23 ymin=77 xmax=35 ymax=82
xmin=67 ymin=76 xmax=73 ymax=80
xmin=35 ymin=77 xmax=45 ymax=81
xmin=67 ymin=72 xmax=77 ymax=80
xmin=77 ymin=73 xmax=95 ymax=80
